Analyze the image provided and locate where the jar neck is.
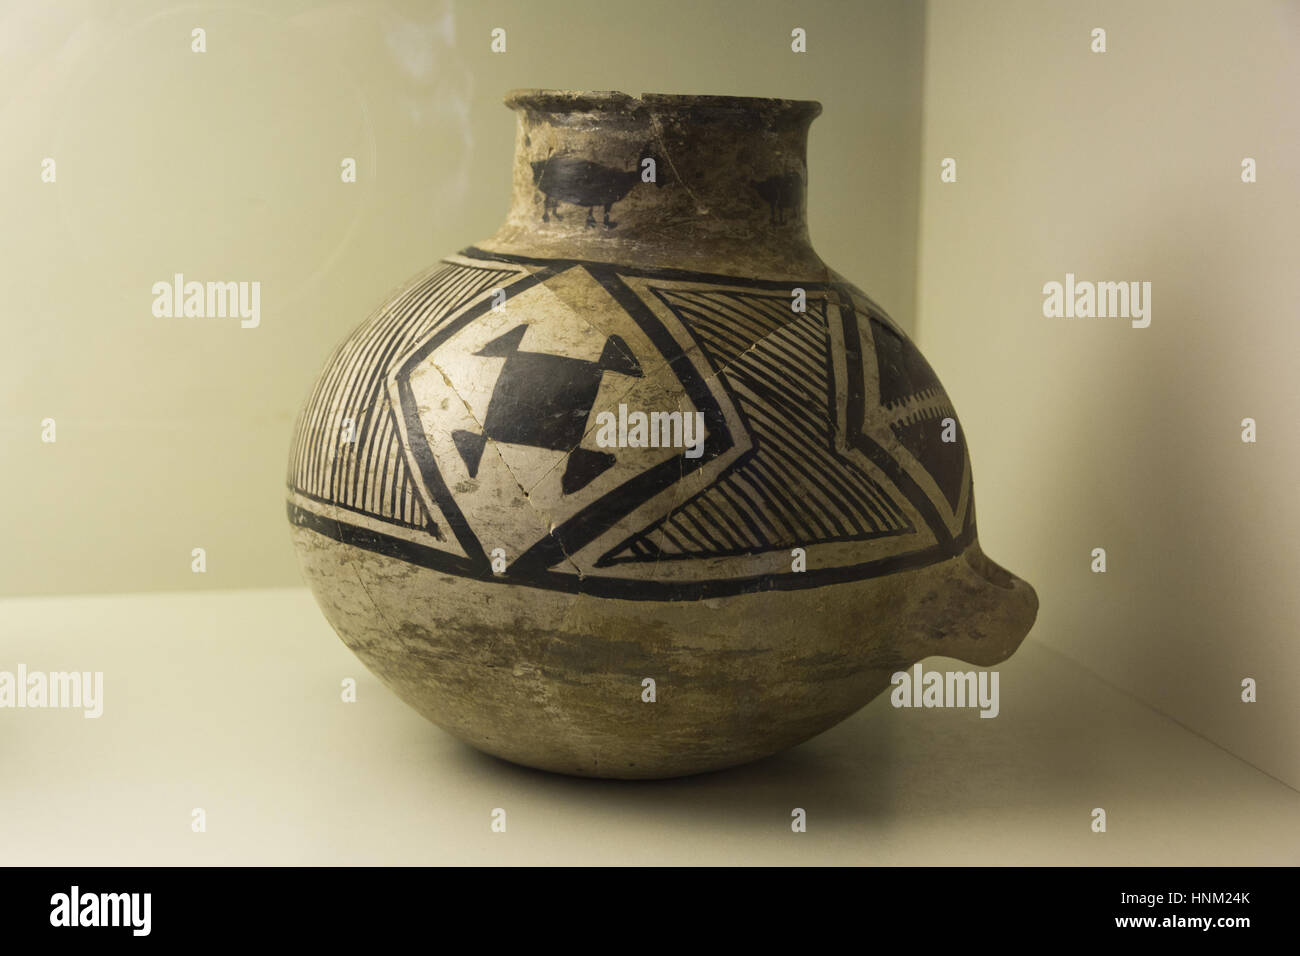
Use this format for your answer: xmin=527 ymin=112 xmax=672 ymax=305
xmin=479 ymin=91 xmax=828 ymax=278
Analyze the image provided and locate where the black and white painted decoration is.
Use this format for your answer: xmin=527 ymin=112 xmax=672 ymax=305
xmin=287 ymin=248 xmax=974 ymax=600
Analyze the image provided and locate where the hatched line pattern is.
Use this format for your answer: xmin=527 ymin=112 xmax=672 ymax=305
xmin=606 ymin=288 xmax=912 ymax=562
xmin=288 ymin=262 xmax=518 ymax=529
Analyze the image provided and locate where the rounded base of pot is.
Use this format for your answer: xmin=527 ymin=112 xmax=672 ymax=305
xmin=292 ymin=525 xmax=1037 ymax=780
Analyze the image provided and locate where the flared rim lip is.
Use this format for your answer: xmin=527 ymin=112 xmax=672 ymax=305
xmin=504 ymin=89 xmax=823 ymax=119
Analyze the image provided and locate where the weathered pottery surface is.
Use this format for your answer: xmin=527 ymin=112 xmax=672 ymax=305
xmin=287 ymin=90 xmax=1038 ymax=779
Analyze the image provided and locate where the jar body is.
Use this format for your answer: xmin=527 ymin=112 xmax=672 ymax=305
xmin=286 ymin=92 xmax=1037 ymax=778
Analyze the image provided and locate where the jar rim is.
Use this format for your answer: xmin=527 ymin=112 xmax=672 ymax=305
xmin=504 ymin=89 xmax=823 ymax=120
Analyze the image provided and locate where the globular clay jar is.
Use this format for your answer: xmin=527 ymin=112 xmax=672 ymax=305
xmin=287 ymin=90 xmax=1038 ymax=779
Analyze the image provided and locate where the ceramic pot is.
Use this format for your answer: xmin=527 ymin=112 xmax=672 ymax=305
xmin=287 ymin=90 xmax=1037 ymax=779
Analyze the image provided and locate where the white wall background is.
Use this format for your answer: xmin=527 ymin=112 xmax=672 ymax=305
xmin=914 ymin=0 xmax=1300 ymax=788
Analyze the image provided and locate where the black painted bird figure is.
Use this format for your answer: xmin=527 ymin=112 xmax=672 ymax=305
xmin=753 ymin=171 xmax=803 ymax=225
xmin=530 ymin=142 xmax=665 ymax=228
